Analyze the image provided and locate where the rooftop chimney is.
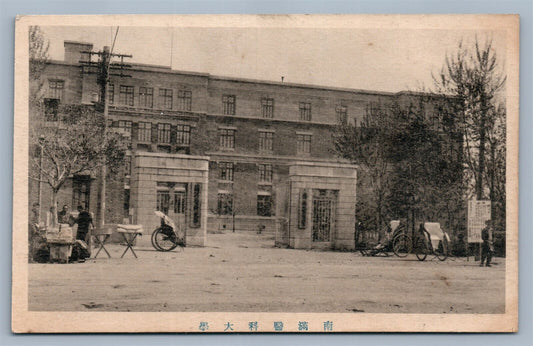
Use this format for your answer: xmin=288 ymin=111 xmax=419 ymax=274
xmin=64 ymin=41 xmax=94 ymax=64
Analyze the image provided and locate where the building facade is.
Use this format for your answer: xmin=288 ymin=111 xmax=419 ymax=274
xmin=29 ymin=41 xmax=443 ymax=249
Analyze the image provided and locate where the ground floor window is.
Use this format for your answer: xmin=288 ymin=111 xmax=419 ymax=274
xmin=72 ymin=175 xmax=91 ymax=209
xmin=217 ymin=193 xmax=233 ymax=215
xmin=257 ymin=194 xmax=272 ymax=217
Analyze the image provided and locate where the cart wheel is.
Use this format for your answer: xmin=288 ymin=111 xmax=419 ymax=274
xmin=151 ymin=228 xmax=162 ymax=251
xmin=152 ymin=228 xmax=178 ymax=252
xmin=393 ymin=234 xmax=412 ymax=258
xmin=415 ymin=238 xmax=428 ymax=261
xmin=435 ymin=238 xmax=448 ymax=261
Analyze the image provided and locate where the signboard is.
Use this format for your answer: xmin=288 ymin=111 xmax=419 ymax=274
xmin=467 ymin=199 xmax=491 ymax=243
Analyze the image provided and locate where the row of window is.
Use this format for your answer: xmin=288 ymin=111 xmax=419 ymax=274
xmin=47 ymin=80 xmax=348 ymax=122
xmin=115 ymin=121 xmax=191 ymax=145
xmin=115 ymin=121 xmax=312 ymax=155
xmin=222 ymin=95 xmax=348 ymax=123
xmin=218 ymin=128 xmax=312 ymax=155
xmin=217 ymin=192 xmax=272 ymax=217
xmin=219 ymin=163 xmax=273 ymax=183
xmin=108 ymin=84 xmax=193 ymax=111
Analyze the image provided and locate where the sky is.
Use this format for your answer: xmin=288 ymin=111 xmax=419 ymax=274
xmin=40 ymin=25 xmax=507 ymax=93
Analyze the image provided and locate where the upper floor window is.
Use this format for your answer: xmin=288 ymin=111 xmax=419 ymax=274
xmin=336 ymin=105 xmax=348 ymax=124
xmin=119 ymin=85 xmax=134 ymax=106
xmin=176 ymin=124 xmax=191 ymax=146
xmin=299 ymin=102 xmax=312 ymax=121
xmin=139 ymin=87 xmax=153 ymax=108
xmin=107 ymin=84 xmax=115 ymax=105
xmin=259 ymin=164 xmax=273 ymax=183
xmin=157 ymin=123 xmax=171 ymax=144
xmin=261 ymin=98 xmax=274 ymax=118
xmin=219 ymin=129 xmax=235 ymax=149
xmin=297 ymin=133 xmax=312 ymax=155
xmin=177 ymin=90 xmax=192 ymax=111
xmin=219 ymin=162 xmax=234 ymax=181
xmin=117 ymin=120 xmax=132 ymax=136
xmin=259 ymin=131 xmax=273 ymax=153
xmin=159 ymin=88 xmax=173 ymax=110
xmin=48 ymin=80 xmax=64 ymax=101
xmin=222 ymin=95 xmax=236 ymax=115
xmin=138 ymin=122 xmax=152 ymax=142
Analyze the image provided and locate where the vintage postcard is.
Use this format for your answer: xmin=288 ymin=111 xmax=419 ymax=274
xmin=12 ymin=14 xmax=519 ymax=333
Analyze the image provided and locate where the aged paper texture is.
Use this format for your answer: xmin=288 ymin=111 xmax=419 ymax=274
xmin=13 ymin=14 xmax=519 ymax=333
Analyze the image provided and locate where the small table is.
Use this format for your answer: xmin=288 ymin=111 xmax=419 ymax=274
xmin=93 ymin=229 xmax=113 ymax=258
xmin=117 ymin=226 xmax=143 ymax=258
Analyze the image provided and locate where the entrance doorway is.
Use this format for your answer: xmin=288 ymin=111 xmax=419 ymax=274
xmin=312 ymin=189 xmax=337 ymax=242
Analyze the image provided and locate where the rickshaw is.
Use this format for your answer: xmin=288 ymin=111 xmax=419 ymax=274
xmin=413 ymin=222 xmax=450 ymax=261
xmin=151 ymin=211 xmax=186 ymax=252
xmin=357 ymin=220 xmax=413 ymax=258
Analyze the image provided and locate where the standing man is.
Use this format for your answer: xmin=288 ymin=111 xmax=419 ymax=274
xmin=57 ymin=205 xmax=70 ymax=224
xmin=75 ymin=205 xmax=94 ymax=243
xmin=480 ymin=219 xmax=494 ymax=267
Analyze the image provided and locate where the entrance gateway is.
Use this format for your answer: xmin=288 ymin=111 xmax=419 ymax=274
xmin=275 ymin=162 xmax=357 ymax=250
xmin=130 ymin=152 xmax=209 ymax=247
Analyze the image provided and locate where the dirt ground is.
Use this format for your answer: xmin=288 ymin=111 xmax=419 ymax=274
xmin=28 ymin=231 xmax=505 ymax=313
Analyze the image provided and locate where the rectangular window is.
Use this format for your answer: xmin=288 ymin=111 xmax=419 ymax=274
xmin=261 ymin=98 xmax=274 ymax=118
xmin=157 ymin=123 xmax=171 ymax=144
xmin=48 ymin=80 xmax=64 ymax=100
xmin=257 ymin=194 xmax=272 ymax=217
xmin=119 ymin=85 xmax=134 ymax=106
xmin=259 ymin=131 xmax=273 ymax=153
xmin=107 ymin=84 xmax=114 ymax=104
xmin=222 ymin=95 xmax=236 ymax=115
xmin=174 ymin=190 xmax=186 ymax=214
xmin=156 ymin=190 xmax=170 ymax=215
xmin=43 ymin=98 xmax=59 ymax=121
xmin=139 ymin=87 xmax=153 ymax=108
xmin=137 ymin=122 xmax=152 ymax=142
xmin=217 ymin=193 xmax=233 ymax=215
xmin=159 ymin=88 xmax=173 ymax=110
xmin=219 ymin=129 xmax=235 ymax=149
xmin=176 ymin=125 xmax=191 ymax=146
xmin=299 ymin=102 xmax=311 ymax=121
xmin=297 ymin=134 xmax=312 ymax=155
xmin=177 ymin=90 xmax=192 ymax=111
xmin=336 ymin=105 xmax=348 ymax=124
xmin=259 ymin=164 xmax=272 ymax=183
xmin=117 ymin=120 xmax=132 ymax=136
xmin=219 ymin=162 xmax=234 ymax=181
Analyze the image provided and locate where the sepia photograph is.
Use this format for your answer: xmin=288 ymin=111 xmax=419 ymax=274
xmin=12 ymin=14 xmax=519 ymax=333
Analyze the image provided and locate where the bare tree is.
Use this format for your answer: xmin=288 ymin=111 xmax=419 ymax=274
xmin=433 ymin=37 xmax=506 ymax=200
xmin=332 ymin=102 xmax=395 ymax=232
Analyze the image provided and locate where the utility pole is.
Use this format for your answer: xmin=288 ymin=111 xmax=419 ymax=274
xmin=79 ymin=28 xmax=131 ymax=228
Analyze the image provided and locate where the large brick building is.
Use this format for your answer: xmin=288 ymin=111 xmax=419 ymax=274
xmin=29 ymin=41 xmax=442 ymax=249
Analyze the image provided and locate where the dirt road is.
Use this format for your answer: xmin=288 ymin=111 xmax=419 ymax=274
xmin=28 ymin=232 xmax=505 ymax=313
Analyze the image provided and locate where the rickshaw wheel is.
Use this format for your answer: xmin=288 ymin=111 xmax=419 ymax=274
xmin=151 ymin=228 xmax=162 ymax=251
xmin=152 ymin=228 xmax=179 ymax=252
xmin=435 ymin=238 xmax=448 ymax=261
xmin=415 ymin=238 xmax=428 ymax=261
xmin=393 ymin=234 xmax=412 ymax=258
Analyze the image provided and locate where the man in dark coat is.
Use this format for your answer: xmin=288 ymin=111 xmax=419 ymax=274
xmin=480 ymin=220 xmax=494 ymax=267
xmin=75 ymin=205 xmax=94 ymax=242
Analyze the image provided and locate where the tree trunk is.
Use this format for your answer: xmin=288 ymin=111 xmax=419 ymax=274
xmin=476 ymin=109 xmax=487 ymax=200
xmin=50 ymin=188 xmax=58 ymax=227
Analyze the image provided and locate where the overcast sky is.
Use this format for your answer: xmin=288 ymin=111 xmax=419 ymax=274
xmin=40 ymin=25 xmax=506 ymax=93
